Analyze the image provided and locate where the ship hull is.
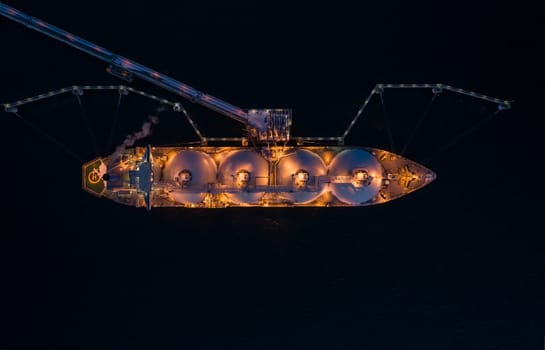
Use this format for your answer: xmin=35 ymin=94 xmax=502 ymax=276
xmin=83 ymin=146 xmax=436 ymax=209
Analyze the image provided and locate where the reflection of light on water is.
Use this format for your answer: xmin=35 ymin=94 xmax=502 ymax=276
xmin=265 ymin=217 xmax=282 ymax=228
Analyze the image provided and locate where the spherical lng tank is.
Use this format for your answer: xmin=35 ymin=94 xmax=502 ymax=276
xmin=276 ymin=149 xmax=327 ymax=204
xmin=163 ymin=150 xmax=217 ymax=204
xmin=328 ymin=149 xmax=384 ymax=205
xmin=217 ymin=150 xmax=268 ymax=205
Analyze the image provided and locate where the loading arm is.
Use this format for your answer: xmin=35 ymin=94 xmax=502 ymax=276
xmin=342 ymin=83 xmax=513 ymax=142
xmin=0 ymin=3 xmax=250 ymax=128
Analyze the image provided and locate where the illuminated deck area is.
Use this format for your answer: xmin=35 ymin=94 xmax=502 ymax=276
xmin=83 ymin=146 xmax=436 ymax=209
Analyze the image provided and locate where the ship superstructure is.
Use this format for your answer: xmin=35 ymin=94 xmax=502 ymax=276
xmin=0 ymin=3 xmax=512 ymax=209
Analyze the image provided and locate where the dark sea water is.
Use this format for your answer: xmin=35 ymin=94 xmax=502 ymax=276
xmin=1 ymin=1 xmax=543 ymax=349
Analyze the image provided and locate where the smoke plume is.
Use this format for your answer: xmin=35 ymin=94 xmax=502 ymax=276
xmin=113 ymin=115 xmax=159 ymax=158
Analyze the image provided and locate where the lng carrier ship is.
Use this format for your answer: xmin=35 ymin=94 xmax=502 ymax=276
xmin=0 ymin=3 xmax=512 ymax=209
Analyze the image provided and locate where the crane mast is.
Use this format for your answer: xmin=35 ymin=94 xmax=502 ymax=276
xmin=0 ymin=2 xmax=292 ymax=144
